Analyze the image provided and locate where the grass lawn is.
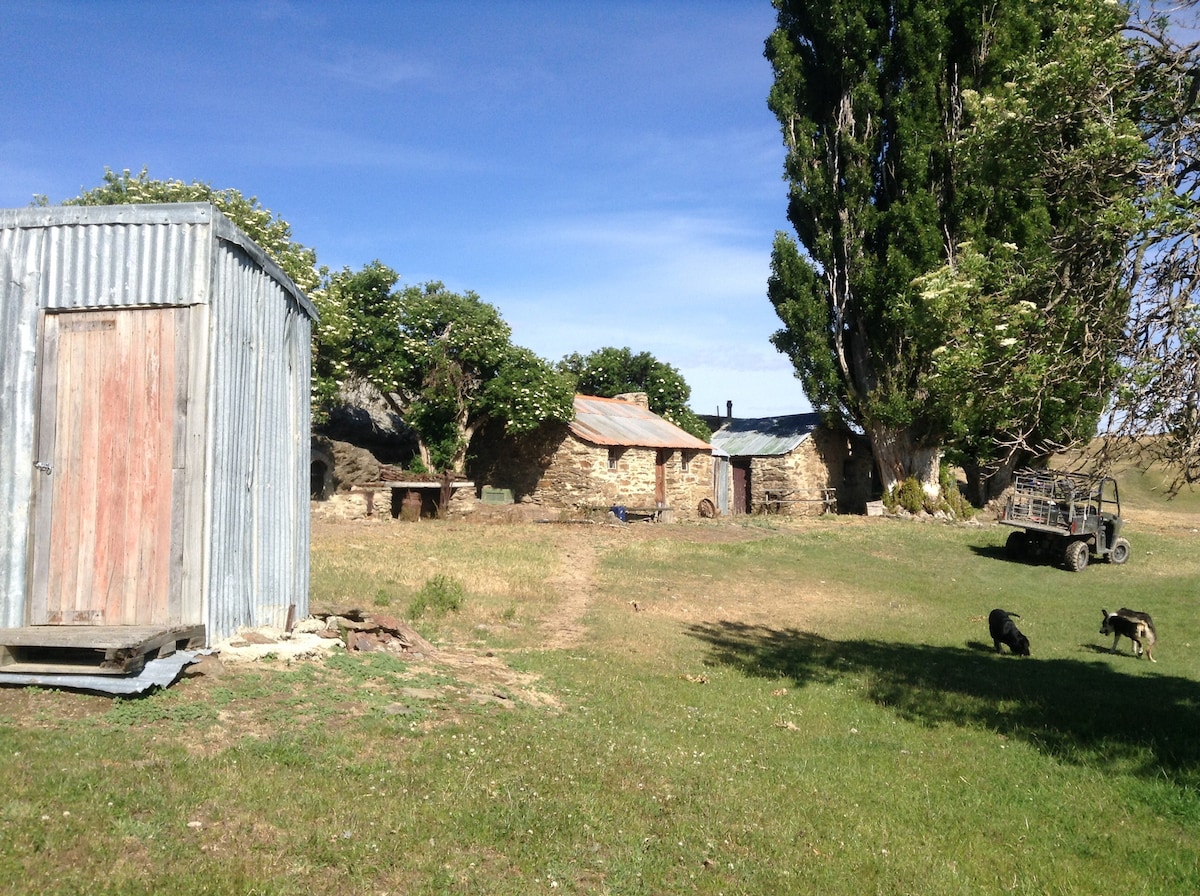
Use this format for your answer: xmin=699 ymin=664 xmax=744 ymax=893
xmin=0 ymin=485 xmax=1197 ymax=895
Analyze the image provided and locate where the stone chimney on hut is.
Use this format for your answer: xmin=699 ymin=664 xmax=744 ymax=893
xmin=614 ymin=391 xmax=650 ymax=409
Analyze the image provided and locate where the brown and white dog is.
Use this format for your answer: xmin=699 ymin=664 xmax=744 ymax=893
xmin=1100 ymin=608 xmax=1156 ymax=662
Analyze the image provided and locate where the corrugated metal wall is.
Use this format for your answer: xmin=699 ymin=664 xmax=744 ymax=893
xmin=0 ymin=204 xmax=311 ymax=642
xmin=0 ymin=223 xmax=43 ymax=626
xmin=712 ymin=453 xmax=730 ymax=516
xmin=204 ymin=236 xmax=311 ymax=640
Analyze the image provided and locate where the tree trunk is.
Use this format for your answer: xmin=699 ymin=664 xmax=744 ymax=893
xmin=961 ymin=450 xmax=1025 ymax=508
xmin=447 ymin=418 xmax=476 ymax=475
xmin=866 ymin=423 xmax=942 ymax=498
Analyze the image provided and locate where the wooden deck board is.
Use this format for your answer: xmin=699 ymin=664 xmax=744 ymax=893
xmin=0 ymin=625 xmax=205 ymax=675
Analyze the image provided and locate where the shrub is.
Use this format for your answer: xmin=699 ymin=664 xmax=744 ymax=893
xmin=882 ymin=472 xmax=975 ymax=519
xmin=939 ymin=464 xmax=975 ymax=519
xmin=408 ymin=574 xmax=465 ymax=618
xmin=896 ymin=477 xmax=927 ymax=515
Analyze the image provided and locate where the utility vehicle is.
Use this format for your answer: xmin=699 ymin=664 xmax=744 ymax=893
xmin=1000 ymin=470 xmax=1130 ymax=572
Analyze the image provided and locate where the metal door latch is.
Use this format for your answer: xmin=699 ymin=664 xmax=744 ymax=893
xmin=34 ymin=461 xmax=52 ymax=475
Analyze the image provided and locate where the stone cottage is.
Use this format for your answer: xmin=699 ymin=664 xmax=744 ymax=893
xmin=707 ymin=412 xmax=875 ymax=515
xmin=469 ymin=393 xmax=715 ymax=520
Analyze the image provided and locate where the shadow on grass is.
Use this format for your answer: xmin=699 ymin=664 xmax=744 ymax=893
xmin=686 ymin=620 xmax=1200 ymax=785
xmin=968 ymin=543 xmax=1069 ymax=570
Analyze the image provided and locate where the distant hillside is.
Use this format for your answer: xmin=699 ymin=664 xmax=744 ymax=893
xmin=1052 ymin=441 xmax=1198 ymax=517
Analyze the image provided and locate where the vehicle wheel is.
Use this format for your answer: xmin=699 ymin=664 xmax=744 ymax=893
xmin=697 ymin=498 xmax=716 ymax=518
xmin=1108 ymin=537 xmax=1131 ymax=565
xmin=1005 ymin=531 xmax=1026 ymax=559
xmin=1063 ymin=539 xmax=1090 ymax=572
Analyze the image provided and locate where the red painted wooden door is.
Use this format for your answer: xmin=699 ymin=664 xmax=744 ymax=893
xmin=30 ymin=309 xmax=183 ymax=626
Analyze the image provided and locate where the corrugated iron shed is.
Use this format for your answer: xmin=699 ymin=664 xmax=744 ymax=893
xmin=569 ymin=395 xmax=711 ymax=450
xmin=709 ymin=413 xmax=821 ymax=457
xmin=0 ymin=203 xmax=313 ymax=655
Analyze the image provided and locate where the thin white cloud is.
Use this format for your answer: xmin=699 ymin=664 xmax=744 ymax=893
xmin=321 ymin=48 xmax=434 ymax=91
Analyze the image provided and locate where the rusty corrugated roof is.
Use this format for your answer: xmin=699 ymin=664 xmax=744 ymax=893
xmin=708 ymin=413 xmax=821 ymax=457
xmin=569 ymin=395 xmax=711 ymax=450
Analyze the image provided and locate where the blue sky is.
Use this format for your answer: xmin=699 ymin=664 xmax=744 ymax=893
xmin=1 ymin=0 xmax=813 ymax=418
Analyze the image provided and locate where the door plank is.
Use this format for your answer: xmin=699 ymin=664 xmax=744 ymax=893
xmin=36 ymin=310 xmax=180 ymax=626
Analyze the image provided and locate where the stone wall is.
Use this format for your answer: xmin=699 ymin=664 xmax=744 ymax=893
xmin=665 ymin=449 xmax=715 ymax=517
xmin=532 ymin=437 xmax=713 ymax=519
xmin=749 ymin=427 xmax=876 ymax=516
xmin=467 ymin=420 xmax=566 ymax=503
xmin=468 ymin=422 xmax=715 ymax=519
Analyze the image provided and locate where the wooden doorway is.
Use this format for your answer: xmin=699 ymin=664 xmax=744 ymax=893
xmin=732 ymin=459 xmax=751 ymax=514
xmin=655 ymin=449 xmax=668 ymax=506
xmin=29 ymin=308 xmax=187 ymax=626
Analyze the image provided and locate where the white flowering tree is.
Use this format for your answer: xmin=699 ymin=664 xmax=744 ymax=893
xmin=55 ymin=167 xmax=321 ymax=294
xmin=907 ymin=4 xmax=1146 ymax=503
xmin=320 ymin=265 xmax=574 ymax=472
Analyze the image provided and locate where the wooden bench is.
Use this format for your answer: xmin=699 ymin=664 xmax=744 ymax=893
xmin=759 ymin=488 xmax=837 ymax=515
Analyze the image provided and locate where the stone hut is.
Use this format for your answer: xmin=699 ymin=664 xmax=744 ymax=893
xmin=707 ymin=412 xmax=875 ymax=515
xmin=469 ymin=393 xmax=715 ymax=519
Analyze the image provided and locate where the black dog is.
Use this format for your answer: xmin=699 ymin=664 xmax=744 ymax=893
xmin=989 ymin=609 xmax=1030 ymax=656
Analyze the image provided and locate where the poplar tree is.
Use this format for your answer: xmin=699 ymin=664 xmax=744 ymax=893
xmin=765 ymin=0 xmax=1142 ymax=500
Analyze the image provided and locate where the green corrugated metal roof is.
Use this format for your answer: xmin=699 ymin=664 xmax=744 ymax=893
xmin=708 ymin=413 xmax=820 ymax=457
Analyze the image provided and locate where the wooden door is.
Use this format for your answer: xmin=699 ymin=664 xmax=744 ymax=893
xmin=732 ymin=460 xmax=750 ymax=514
xmin=655 ymin=450 xmax=668 ymax=507
xmin=29 ymin=308 xmax=185 ymax=626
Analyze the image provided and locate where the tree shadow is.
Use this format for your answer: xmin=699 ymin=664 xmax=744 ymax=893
xmin=686 ymin=620 xmax=1200 ymax=785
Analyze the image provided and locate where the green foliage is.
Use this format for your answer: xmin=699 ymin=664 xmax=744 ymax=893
xmin=939 ymin=464 xmax=975 ymax=519
xmin=559 ymin=346 xmax=711 ymax=439
xmin=881 ymin=468 xmax=974 ymax=518
xmin=765 ymin=0 xmax=1145 ymax=491
xmin=480 ymin=346 xmax=578 ymax=436
xmin=391 ymin=283 xmax=574 ymax=470
xmin=312 ymin=260 xmax=401 ymax=416
xmin=920 ymin=3 xmax=1142 ymax=475
xmin=408 ymin=574 xmax=465 ymax=618
xmin=886 ymin=478 xmax=928 ymax=515
xmin=316 ymin=272 xmax=574 ymax=470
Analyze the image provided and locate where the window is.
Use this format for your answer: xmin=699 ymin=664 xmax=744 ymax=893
xmin=608 ymin=447 xmax=622 ymax=470
xmin=681 ymin=450 xmax=693 ymax=472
